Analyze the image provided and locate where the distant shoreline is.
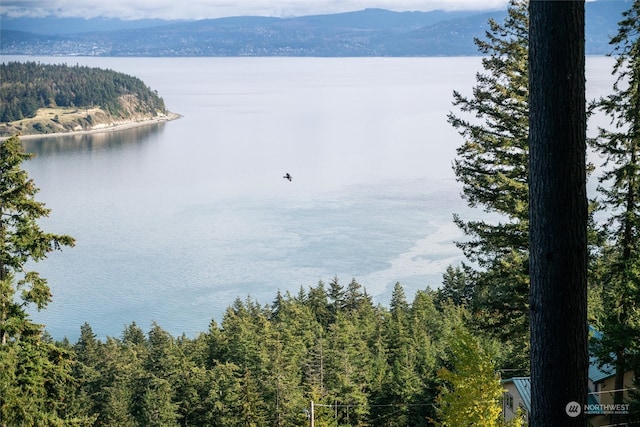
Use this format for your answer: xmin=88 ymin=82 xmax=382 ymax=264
xmin=0 ymin=112 xmax=181 ymax=141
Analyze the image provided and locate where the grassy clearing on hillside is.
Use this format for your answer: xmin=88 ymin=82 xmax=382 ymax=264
xmin=0 ymin=106 xmax=109 ymax=137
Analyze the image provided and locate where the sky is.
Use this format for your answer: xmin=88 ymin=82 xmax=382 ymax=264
xmin=1 ymin=0 xmax=510 ymax=20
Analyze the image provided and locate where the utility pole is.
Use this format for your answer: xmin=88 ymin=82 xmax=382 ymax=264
xmin=310 ymin=401 xmax=314 ymax=427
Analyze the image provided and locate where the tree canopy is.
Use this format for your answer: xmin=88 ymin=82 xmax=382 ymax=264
xmin=3 ymin=0 xmax=640 ymax=424
xmin=0 ymin=62 xmax=167 ymax=123
xmin=448 ymin=0 xmax=530 ymax=372
xmin=589 ymin=0 xmax=640 ymax=418
xmin=1 ymin=135 xmax=81 ymax=425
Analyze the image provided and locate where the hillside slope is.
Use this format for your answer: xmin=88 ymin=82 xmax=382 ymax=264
xmin=0 ymin=62 xmax=174 ymax=137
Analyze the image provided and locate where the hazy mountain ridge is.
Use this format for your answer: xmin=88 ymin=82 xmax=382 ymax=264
xmin=0 ymin=2 xmax=630 ymax=57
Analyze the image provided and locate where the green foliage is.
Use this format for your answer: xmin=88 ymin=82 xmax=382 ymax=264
xmin=447 ymin=0 xmax=531 ymax=372
xmin=589 ymin=0 xmax=640 ymax=407
xmin=0 ymin=62 xmax=167 ymax=122
xmin=435 ymin=314 xmax=504 ymax=427
xmin=435 ymin=265 xmax=473 ymax=308
xmin=0 ymin=134 xmax=89 ymax=426
xmin=26 ymin=280 xmax=497 ymax=426
xmin=0 ymin=135 xmax=75 ymax=323
xmin=0 ymin=338 xmax=97 ymax=426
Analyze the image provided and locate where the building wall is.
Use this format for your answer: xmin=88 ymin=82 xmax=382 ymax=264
xmin=589 ymin=370 xmax=635 ymax=427
xmin=502 ymin=382 xmax=529 ymax=424
xmin=502 ymin=370 xmax=635 ymax=427
xmin=595 ymin=370 xmax=635 ymax=405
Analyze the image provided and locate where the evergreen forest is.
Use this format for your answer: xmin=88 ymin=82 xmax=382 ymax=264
xmin=0 ymin=62 xmax=167 ymax=123
xmin=2 ymin=0 xmax=640 ymax=426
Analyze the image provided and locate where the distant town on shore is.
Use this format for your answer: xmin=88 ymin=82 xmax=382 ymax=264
xmin=0 ymin=2 xmax=629 ymax=57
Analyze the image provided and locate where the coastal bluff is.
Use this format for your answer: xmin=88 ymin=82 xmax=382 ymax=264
xmin=0 ymin=61 xmax=178 ymax=138
xmin=0 ymin=105 xmax=180 ymax=140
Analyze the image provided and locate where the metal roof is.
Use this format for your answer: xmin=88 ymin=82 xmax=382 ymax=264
xmin=502 ymin=377 xmax=600 ymax=413
xmin=502 ymin=327 xmax=621 ymax=415
xmin=589 ymin=354 xmax=615 ymax=383
xmin=588 ymin=326 xmax=617 ymax=383
xmin=512 ymin=377 xmax=531 ymax=413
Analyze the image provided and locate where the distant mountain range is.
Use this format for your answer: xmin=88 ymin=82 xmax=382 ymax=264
xmin=0 ymin=1 xmax=631 ymax=57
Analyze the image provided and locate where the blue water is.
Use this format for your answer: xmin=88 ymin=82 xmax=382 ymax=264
xmin=4 ymin=56 xmax=615 ymax=340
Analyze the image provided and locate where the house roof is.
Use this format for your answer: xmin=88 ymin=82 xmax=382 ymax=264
xmin=588 ymin=326 xmax=616 ymax=383
xmin=502 ymin=377 xmax=531 ymax=413
xmin=502 ymin=377 xmax=600 ymax=413
xmin=589 ymin=354 xmax=615 ymax=383
xmin=502 ymin=327 xmax=623 ymax=415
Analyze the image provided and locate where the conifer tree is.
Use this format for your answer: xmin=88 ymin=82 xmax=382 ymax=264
xmin=72 ymin=323 xmax=102 ymax=421
xmin=435 ymin=266 xmax=473 ymax=307
xmin=205 ymin=362 xmax=244 ymax=426
xmin=92 ymin=336 xmax=140 ymax=427
xmin=266 ymin=293 xmax=316 ymax=427
xmin=408 ymin=290 xmax=441 ymax=425
xmin=238 ymin=369 xmax=269 ymax=427
xmin=448 ymin=0 xmax=530 ymax=370
xmin=325 ymin=311 xmax=372 ymax=425
xmin=328 ymin=276 xmax=345 ymax=321
xmin=0 ymin=134 xmax=75 ymax=343
xmin=0 ymin=135 xmax=79 ymax=426
xmin=307 ymin=280 xmax=331 ymax=328
xmin=386 ymin=282 xmax=410 ymax=358
xmin=372 ymin=283 xmax=420 ymax=426
xmin=590 ymin=0 xmax=640 ymax=412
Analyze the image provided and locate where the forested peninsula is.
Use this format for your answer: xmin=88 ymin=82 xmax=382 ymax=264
xmin=0 ymin=61 xmax=176 ymax=138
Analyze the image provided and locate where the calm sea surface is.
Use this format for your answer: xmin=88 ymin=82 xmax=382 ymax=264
xmin=3 ymin=56 xmax=615 ymax=340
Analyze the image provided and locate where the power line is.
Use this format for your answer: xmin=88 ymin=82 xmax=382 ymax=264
xmin=312 ymin=402 xmax=435 ymax=408
xmin=589 ymin=387 xmax=637 ymax=395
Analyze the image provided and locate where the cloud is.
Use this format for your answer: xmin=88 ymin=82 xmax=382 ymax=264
xmin=2 ymin=0 xmax=509 ymax=20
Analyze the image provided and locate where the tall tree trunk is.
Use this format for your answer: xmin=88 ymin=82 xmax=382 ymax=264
xmin=611 ymin=350 xmax=626 ymax=425
xmin=529 ymin=1 xmax=588 ymax=425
